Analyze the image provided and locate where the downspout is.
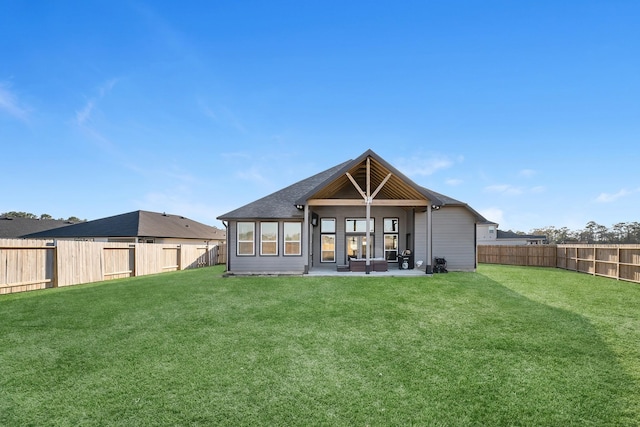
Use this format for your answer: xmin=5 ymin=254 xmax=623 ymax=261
xmin=474 ymin=222 xmax=478 ymax=270
xmin=365 ymin=158 xmax=371 ymax=274
xmin=426 ymin=205 xmax=433 ymax=274
xmin=303 ymin=204 xmax=310 ymax=274
xmin=222 ymin=221 xmax=230 ymax=273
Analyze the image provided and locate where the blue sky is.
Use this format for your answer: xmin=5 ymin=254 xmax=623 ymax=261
xmin=1 ymin=1 xmax=639 ymax=231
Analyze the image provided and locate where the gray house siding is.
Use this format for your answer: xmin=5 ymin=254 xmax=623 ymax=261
xmin=226 ymin=220 xmax=306 ymax=274
xmin=413 ymin=211 xmax=427 ymax=270
xmin=432 ymin=206 xmax=477 ymax=271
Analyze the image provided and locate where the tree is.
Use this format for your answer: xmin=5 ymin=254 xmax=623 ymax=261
xmin=1 ymin=212 xmax=86 ymax=222
xmin=528 ymin=221 xmax=640 ymax=244
xmin=1 ymin=211 xmax=38 ymax=219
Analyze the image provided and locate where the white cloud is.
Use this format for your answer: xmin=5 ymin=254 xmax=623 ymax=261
xmin=75 ymin=100 xmax=95 ymax=126
xmin=519 ymin=169 xmax=536 ymax=178
xmin=199 ymin=100 xmax=247 ymax=134
xmin=445 ymin=178 xmax=463 ymax=186
xmin=74 ymin=78 xmax=118 ymax=127
xmin=0 ymin=82 xmax=30 ymax=121
xmin=531 ymin=186 xmax=546 ymax=193
xmin=595 ymin=188 xmax=636 ymax=203
xmin=478 ymin=207 xmax=504 ymax=225
xmin=484 ymin=184 xmax=524 ymax=196
xmin=235 ymin=167 xmax=269 ymax=186
xmin=395 ymin=154 xmax=457 ymax=177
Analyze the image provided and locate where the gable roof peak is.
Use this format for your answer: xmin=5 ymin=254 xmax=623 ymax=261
xmin=295 ymin=149 xmax=444 ymax=206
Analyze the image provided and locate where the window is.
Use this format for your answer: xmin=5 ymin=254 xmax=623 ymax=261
xmin=346 ymin=218 xmax=374 ymax=233
xmin=321 ymin=218 xmax=335 ymax=233
xmin=260 ymin=222 xmax=278 ymax=255
xmin=384 ymin=218 xmax=398 ymax=233
xmin=320 ymin=218 xmax=335 ymax=262
xmin=237 ymin=222 xmax=255 ymax=255
xmin=321 ymin=235 xmax=335 ymax=262
xmin=384 ymin=218 xmax=398 ymax=261
xmin=284 ymin=222 xmax=302 ymax=255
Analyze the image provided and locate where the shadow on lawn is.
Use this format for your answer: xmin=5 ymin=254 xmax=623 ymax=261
xmin=428 ymin=272 xmax=638 ymax=426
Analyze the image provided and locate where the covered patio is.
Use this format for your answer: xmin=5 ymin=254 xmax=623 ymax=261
xmin=306 ymin=265 xmax=428 ymax=277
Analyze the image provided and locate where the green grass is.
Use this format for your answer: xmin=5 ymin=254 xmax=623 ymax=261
xmin=1 ymin=265 xmax=639 ymax=426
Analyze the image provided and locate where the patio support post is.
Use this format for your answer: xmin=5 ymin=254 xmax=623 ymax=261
xmin=365 ymin=158 xmax=371 ymax=274
xmin=303 ymin=204 xmax=310 ymax=274
xmin=345 ymin=155 xmax=393 ymax=275
xmin=426 ymin=205 xmax=433 ymax=274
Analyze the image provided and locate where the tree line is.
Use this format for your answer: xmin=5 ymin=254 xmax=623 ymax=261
xmin=525 ymin=221 xmax=640 ymax=244
xmin=1 ymin=211 xmax=86 ymax=222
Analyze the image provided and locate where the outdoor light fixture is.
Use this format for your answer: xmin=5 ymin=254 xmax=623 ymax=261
xmin=295 ymin=204 xmax=304 ymax=210
xmin=431 ymin=205 xmax=441 ymax=210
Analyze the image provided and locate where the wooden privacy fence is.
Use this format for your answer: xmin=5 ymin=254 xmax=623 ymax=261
xmin=478 ymin=244 xmax=640 ymax=284
xmin=478 ymin=245 xmax=557 ymax=267
xmin=0 ymin=239 xmax=226 ymax=295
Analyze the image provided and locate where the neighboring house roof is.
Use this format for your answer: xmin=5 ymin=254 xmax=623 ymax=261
xmin=0 ymin=216 xmax=77 ymax=238
xmin=218 ymin=149 xmax=488 ymax=223
xmin=497 ymin=230 xmax=546 ymax=240
xmin=23 ymin=210 xmax=225 ymax=240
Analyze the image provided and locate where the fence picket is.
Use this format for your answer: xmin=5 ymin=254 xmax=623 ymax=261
xmin=0 ymin=239 xmax=226 ymax=295
xmin=478 ymin=244 xmax=640 ymax=284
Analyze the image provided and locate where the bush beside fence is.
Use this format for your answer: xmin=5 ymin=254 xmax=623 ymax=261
xmin=0 ymin=239 xmax=227 ymax=295
xmin=478 ymin=244 xmax=640 ymax=284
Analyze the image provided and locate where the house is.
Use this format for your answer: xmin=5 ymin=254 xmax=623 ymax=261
xmin=24 ymin=210 xmax=226 ymax=245
xmin=0 ymin=216 xmax=78 ymax=238
xmin=477 ymin=223 xmax=547 ymax=245
xmin=218 ymin=149 xmax=488 ymax=275
xmin=476 ymin=221 xmax=499 ymax=243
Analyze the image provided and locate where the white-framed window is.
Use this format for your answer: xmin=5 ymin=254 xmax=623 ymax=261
xmin=384 ymin=218 xmax=398 ymax=261
xmin=320 ymin=218 xmax=336 ymax=262
xmin=260 ymin=222 xmax=278 ymax=256
xmin=284 ymin=222 xmax=302 ymax=256
xmin=237 ymin=222 xmax=255 ymax=256
xmin=346 ymin=218 xmax=374 ymax=233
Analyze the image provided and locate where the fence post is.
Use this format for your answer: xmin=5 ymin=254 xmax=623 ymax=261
xmin=131 ymin=244 xmax=137 ymax=277
xmin=52 ymin=240 xmax=59 ymax=288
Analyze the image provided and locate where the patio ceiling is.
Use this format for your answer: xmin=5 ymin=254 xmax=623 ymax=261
xmin=306 ymin=156 xmax=430 ymax=207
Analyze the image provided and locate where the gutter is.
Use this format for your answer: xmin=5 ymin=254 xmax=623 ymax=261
xmin=222 ymin=221 xmax=230 ymax=273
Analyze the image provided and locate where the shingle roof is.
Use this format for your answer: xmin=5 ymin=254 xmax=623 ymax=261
xmin=425 ymin=189 xmax=488 ymax=222
xmin=23 ymin=210 xmax=225 ymax=240
xmin=0 ymin=217 xmax=77 ymax=238
xmin=218 ymin=149 xmax=488 ymax=222
xmin=217 ymin=160 xmax=351 ymax=220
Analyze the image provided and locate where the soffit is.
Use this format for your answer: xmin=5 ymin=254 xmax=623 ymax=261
xmin=309 ymin=156 xmax=427 ymax=201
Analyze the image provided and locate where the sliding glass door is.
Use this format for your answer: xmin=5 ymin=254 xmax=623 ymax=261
xmin=346 ymin=235 xmax=373 ymax=260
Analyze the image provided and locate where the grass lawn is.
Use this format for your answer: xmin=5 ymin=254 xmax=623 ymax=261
xmin=1 ymin=265 xmax=639 ymax=426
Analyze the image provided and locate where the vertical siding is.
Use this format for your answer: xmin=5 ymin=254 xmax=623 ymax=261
xmin=432 ymin=206 xmax=477 ymax=271
xmin=413 ymin=211 xmax=427 ymax=269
